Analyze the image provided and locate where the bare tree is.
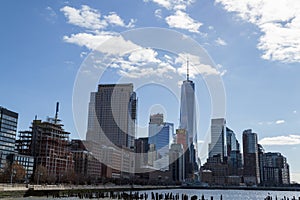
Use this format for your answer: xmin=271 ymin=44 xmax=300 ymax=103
xmin=61 ymin=170 xmax=76 ymax=184
xmin=47 ymin=173 xmax=56 ymax=184
xmin=0 ymin=162 xmax=11 ymax=183
xmin=33 ymin=165 xmax=47 ymax=184
xmin=12 ymin=162 xmax=25 ymax=183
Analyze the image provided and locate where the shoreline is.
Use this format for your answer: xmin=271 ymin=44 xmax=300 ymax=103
xmin=0 ymin=184 xmax=300 ymax=198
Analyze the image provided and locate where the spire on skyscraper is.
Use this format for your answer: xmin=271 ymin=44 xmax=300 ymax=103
xmin=187 ymin=57 xmax=189 ymax=81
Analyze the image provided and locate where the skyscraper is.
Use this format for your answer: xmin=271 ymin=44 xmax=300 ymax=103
xmin=261 ymin=152 xmax=290 ymax=185
xmin=209 ymin=118 xmax=226 ymax=162
xmin=243 ymin=129 xmax=260 ymax=185
xmin=134 ymin=137 xmax=149 ymax=171
xmin=147 ymin=113 xmax=174 ymax=172
xmin=86 ymin=84 xmax=137 ymax=148
xmin=170 ymin=144 xmax=184 ymax=182
xmin=226 ymin=127 xmax=242 ymax=175
xmin=0 ymin=107 xmax=18 ymax=169
xmin=0 ymin=107 xmax=34 ymax=182
xmin=175 ymin=129 xmax=187 ymax=151
xmin=86 ymin=84 xmax=137 ymax=177
xmin=179 ymin=61 xmax=198 ymax=178
xmin=148 ymin=113 xmax=174 ymax=159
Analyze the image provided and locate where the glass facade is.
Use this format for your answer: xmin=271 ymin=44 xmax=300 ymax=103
xmin=242 ymin=129 xmax=260 ymax=185
xmin=0 ymin=107 xmax=18 ymax=169
xmin=0 ymin=107 xmax=34 ymax=182
xmin=87 ymin=84 xmax=137 ymax=148
xmin=179 ymin=80 xmax=197 ymax=157
xmin=209 ymin=118 xmax=226 ymax=162
xmin=148 ymin=119 xmax=174 ymax=158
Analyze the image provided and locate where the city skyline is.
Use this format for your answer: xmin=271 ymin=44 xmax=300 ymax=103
xmin=1 ymin=1 xmax=300 ymax=182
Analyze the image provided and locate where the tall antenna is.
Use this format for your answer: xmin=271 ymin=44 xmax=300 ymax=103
xmin=187 ymin=57 xmax=190 ymax=81
xmin=55 ymin=102 xmax=59 ymax=124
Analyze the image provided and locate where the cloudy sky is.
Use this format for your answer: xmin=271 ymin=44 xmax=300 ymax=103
xmin=1 ymin=1 xmax=300 ymax=182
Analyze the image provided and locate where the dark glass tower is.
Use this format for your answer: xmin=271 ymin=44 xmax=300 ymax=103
xmin=243 ymin=129 xmax=260 ymax=185
xmin=0 ymin=107 xmax=18 ymax=169
xmin=87 ymin=84 xmax=137 ymax=148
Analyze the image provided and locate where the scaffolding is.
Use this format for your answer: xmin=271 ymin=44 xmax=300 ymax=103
xmin=31 ymin=119 xmax=74 ymax=178
xmin=16 ymin=103 xmax=74 ymax=180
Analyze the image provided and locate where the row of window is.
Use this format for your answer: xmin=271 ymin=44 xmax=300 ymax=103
xmin=0 ymin=136 xmax=15 ymax=143
xmin=1 ymin=118 xmax=17 ymax=127
xmin=0 ymin=144 xmax=15 ymax=151
xmin=1 ymin=123 xmax=17 ymax=131
xmin=1 ymin=114 xmax=18 ymax=123
xmin=0 ymin=130 xmax=16 ymax=138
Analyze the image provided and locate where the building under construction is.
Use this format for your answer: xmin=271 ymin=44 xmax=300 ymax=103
xmin=16 ymin=103 xmax=74 ymax=181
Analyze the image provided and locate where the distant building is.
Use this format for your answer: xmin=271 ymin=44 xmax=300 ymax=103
xmin=258 ymin=144 xmax=265 ymax=184
xmin=100 ymin=146 xmax=134 ymax=179
xmin=242 ymin=129 xmax=260 ymax=185
xmin=86 ymin=84 xmax=137 ymax=149
xmin=148 ymin=113 xmax=174 ymax=159
xmin=70 ymin=140 xmax=102 ymax=182
xmin=0 ymin=107 xmax=18 ymax=169
xmin=16 ymin=104 xmax=74 ymax=182
xmin=202 ymin=124 xmax=243 ymax=186
xmin=169 ymin=144 xmax=184 ymax=182
xmin=30 ymin=118 xmax=74 ymax=179
xmin=134 ymin=137 xmax=149 ymax=172
xmin=1 ymin=107 xmax=34 ymax=182
xmin=6 ymin=153 xmax=34 ymax=183
xmin=153 ymin=155 xmax=169 ymax=171
xmin=179 ymin=64 xmax=199 ymax=179
xmin=261 ymin=152 xmax=290 ymax=186
xmin=175 ymin=129 xmax=187 ymax=151
xmin=147 ymin=144 xmax=157 ymax=167
xmin=209 ymin=118 xmax=226 ymax=162
xmin=86 ymin=84 xmax=137 ymax=179
xmin=226 ymin=127 xmax=242 ymax=176
xmin=201 ymin=154 xmax=228 ymax=185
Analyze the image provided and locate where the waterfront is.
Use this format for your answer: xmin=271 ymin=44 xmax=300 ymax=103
xmin=4 ymin=188 xmax=300 ymax=200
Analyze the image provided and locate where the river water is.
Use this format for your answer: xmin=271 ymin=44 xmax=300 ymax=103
xmin=8 ymin=188 xmax=300 ymax=200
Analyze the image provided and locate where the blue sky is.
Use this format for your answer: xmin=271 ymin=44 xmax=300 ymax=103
xmin=1 ymin=0 xmax=300 ymax=182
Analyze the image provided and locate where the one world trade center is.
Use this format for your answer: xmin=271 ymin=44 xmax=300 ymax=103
xmin=179 ymin=60 xmax=199 ymax=180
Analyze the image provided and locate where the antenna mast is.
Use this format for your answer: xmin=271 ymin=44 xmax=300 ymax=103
xmin=55 ymin=102 xmax=59 ymax=124
xmin=187 ymin=57 xmax=189 ymax=81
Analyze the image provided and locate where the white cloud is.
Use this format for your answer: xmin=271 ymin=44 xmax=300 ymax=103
xmin=104 ymin=12 xmax=135 ymax=28
xmin=215 ymin=0 xmax=300 ymax=63
xmin=258 ymin=119 xmax=285 ymax=125
xmin=63 ymin=32 xmax=115 ymax=50
xmin=128 ymin=48 xmax=160 ymax=64
xmin=293 ymin=110 xmax=297 ymax=114
xmin=145 ymin=0 xmax=195 ymax=11
xmin=63 ymin=32 xmax=142 ymax=56
xmin=61 ymin=5 xmax=136 ymax=30
xmin=165 ymin=10 xmax=202 ymax=33
xmin=275 ymin=119 xmax=285 ymax=124
xmin=111 ymin=50 xmax=177 ymax=79
xmin=260 ymin=134 xmax=300 ymax=146
xmin=60 ymin=5 xmax=107 ymax=30
xmin=175 ymin=53 xmax=225 ymax=77
xmin=146 ymin=0 xmax=204 ymax=34
xmin=215 ymin=37 xmax=227 ymax=46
